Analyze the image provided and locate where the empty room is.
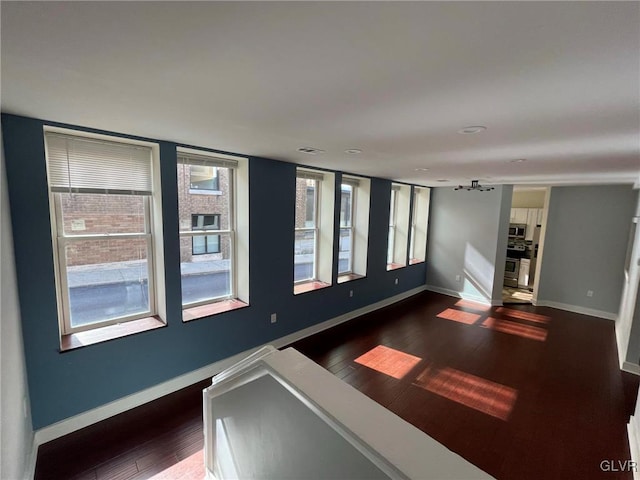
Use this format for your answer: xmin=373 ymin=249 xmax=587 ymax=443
xmin=2 ymin=2 xmax=640 ymax=479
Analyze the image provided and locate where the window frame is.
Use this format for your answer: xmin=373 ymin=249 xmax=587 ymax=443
xmin=387 ymin=187 xmax=398 ymax=266
xmin=191 ymin=213 xmax=221 ymax=255
xmin=409 ymin=186 xmax=430 ymax=264
xmin=178 ymin=150 xmax=237 ymax=309
xmin=387 ymin=183 xmax=410 ymax=270
xmin=294 ymin=167 xmax=334 ymax=292
xmin=44 ymin=128 xmax=162 ymax=336
xmin=339 ymin=182 xmax=356 ymax=276
xmin=294 ymin=175 xmax=320 ymax=284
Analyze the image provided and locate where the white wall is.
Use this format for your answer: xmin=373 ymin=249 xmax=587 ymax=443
xmin=537 ymin=185 xmax=638 ymax=317
xmin=426 ymin=185 xmax=511 ymax=304
xmin=1 ymin=129 xmax=34 ymax=480
xmin=620 ymin=192 xmax=640 ymax=367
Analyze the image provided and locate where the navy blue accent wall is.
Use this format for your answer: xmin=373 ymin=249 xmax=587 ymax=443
xmin=2 ymin=113 xmax=427 ymax=429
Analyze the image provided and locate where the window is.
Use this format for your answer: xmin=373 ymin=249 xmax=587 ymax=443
xmin=387 ymin=183 xmax=411 ymax=270
xmin=294 ymin=168 xmax=335 ymax=293
xmin=189 ymin=165 xmax=219 ymax=191
xmin=44 ymin=131 xmax=164 ymax=336
xmin=192 ymin=214 xmax=221 ymax=254
xmin=338 ymin=175 xmax=370 ymax=282
xmin=294 ymin=175 xmax=319 ymax=283
xmin=339 ymin=183 xmax=354 ymax=275
xmin=177 ymin=148 xmax=249 ymax=318
xmin=409 ymin=187 xmax=431 ymax=264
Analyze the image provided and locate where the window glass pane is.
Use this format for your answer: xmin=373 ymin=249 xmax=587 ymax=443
xmin=179 ymin=162 xmax=233 ymax=306
xmin=59 ymin=193 xmax=145 ymax=236
xmin=189 ymin=165 xmax=219 ymax=191
xmin=192 ymin=235 xmax=206 ymax=255
xmin=181 ymin=232 xmax=232 ymax=305
xmin=191 ymin=214 xmax=221 ymax=256
xmin=338 ymin=227 xmax=352 ymax=274
xmin=340 ymin=185 xmax=352 ymax=227
xmin=207 ymin=234 xmax=220 ymax=253
xmin=294 ymin=230 xmax=316 ymax=282
xmin=177 ymin=164 xmax=231 ymax=231
xmin=387 ymin=226 xmax=395 ymax=265
xmin=65 ymin=238 xmax=150 ymax=327
xmin=296 ymin=178 xmax=316 ymax=228
xmin=410 ymin=191 xmax=418 ymax=259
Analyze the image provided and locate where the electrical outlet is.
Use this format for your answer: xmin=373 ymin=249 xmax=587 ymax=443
xmin=455 ymin=275 xmax=461 ymax=282
xmin=270 ymin=313 xmax=277 ymax=323
xmin=395 ymin=278 xmax=399 ymax=285
xmin=587 ymin=290 xmax=594 ymax=297
xmin=349 ymin=290 xmax=354 ymax=298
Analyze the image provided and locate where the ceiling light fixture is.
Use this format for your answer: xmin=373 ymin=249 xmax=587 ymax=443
xmin=436 ymin=179 xmax=449 ymax=182
xmin=415 ymin=167 xmax=430 ymax=172
xmin=297 ymin=147 xmax=325 ymax=155
xmin=454 ymin=180 xmax=495 ymax=192
xmin=345 ymin=149 xmax=362 ymax=154
xmin=509 ymin=158 xmax=527 ymax=163
xmin=457 ymin=126 xmax=487 ymax=135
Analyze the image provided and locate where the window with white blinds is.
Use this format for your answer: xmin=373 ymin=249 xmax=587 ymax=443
xmin=44 ymin=130 xmax=162 ymax=337
xmin=45 ymin=132 xmax=153 ymax=195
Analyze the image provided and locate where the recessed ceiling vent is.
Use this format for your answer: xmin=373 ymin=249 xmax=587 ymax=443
xmin=297 ymin=147 xmax=325 ymax=155
xmin=454 ymin=180 xmax=495 ymax=192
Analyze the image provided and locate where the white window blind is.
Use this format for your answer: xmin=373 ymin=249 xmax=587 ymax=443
xmin=342 ymin=176 xmax=361 ymax=187
xmin=177 ymin=151 xmax=238 ymax=169
xmin=297 ymin=169 xmax=324 ymax=182
xmin=45 ymin=132 xmax=153 ymax=195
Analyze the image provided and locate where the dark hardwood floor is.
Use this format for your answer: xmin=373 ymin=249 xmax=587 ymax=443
xmin=35 ymin=291 xmax=638 ymax=480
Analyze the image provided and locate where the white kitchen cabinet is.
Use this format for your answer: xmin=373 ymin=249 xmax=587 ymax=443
xmin=511 ymin=208 xmax=528 ymax=224
xmin=518 ymin=259 xmax=530 ymax=288
xmin=525 ymin=209 xmax=538 ymax=240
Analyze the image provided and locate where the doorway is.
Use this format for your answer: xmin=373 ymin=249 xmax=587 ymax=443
xmin=503 ymin=187 xmax=547 ymax=305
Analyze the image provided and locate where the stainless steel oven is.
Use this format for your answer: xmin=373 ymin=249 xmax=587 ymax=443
xmin=504 ymin=257 xmax=520 ymax=288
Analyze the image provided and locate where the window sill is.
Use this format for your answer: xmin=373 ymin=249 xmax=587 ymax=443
xmin=338 ymin=273 xmax=366 ymax=284
xmin=183 ymin=298 xmax=249 ymax=322
xmin=60 ymin=316 xmax=166 ymax=352
xmin=409 ymin=258 xmax=425 ymax=265
xmin=386 ymin=263 xmax=406 ymax=271
xmin=188 ymin=189 xmax=222 ymax=196
xmin=294 ymin=281 xmax=331 ymax=295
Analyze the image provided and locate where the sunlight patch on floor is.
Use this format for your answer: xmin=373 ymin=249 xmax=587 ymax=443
xmin=482 ymin=317 xmax=548 ymax=341
xmin=437 ymin=308 xmax=481 ymax=325
xmin=413 ymin=365 xmax=517 ymax=421
xmin=455 ymin=299 xmax=492 ymax=312
xmin=495 ymin=307 xmax=550 ymax=324
xmin=149 ymin=450 xmax=204 ymax=480
xmin=354 ymin=345 xmax=422 ymax=379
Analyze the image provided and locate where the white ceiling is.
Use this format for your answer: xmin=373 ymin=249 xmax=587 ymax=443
xmin=2 ymin=2 xmax=639 ymax=187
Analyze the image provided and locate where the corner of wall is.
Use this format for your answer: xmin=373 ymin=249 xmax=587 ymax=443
xmin=1 ymin=127 xmax=35 ymax=480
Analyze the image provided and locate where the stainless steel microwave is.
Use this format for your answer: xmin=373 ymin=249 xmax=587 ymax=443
xmin=509 ymin=224 xmax=526 ymax=239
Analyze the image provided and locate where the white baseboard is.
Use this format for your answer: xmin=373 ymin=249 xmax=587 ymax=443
xmin=424 ymin=285 xmax=499 ymax=305
xmin=534 ymin=300 xmax=617 ymax=321
xmin=33 ymin=285 xmax=427 ymax=447
xmin=623 ymin=362 xmax=640 ymax=376
xmin=629 ymin=418 xmax=640 ymax=480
